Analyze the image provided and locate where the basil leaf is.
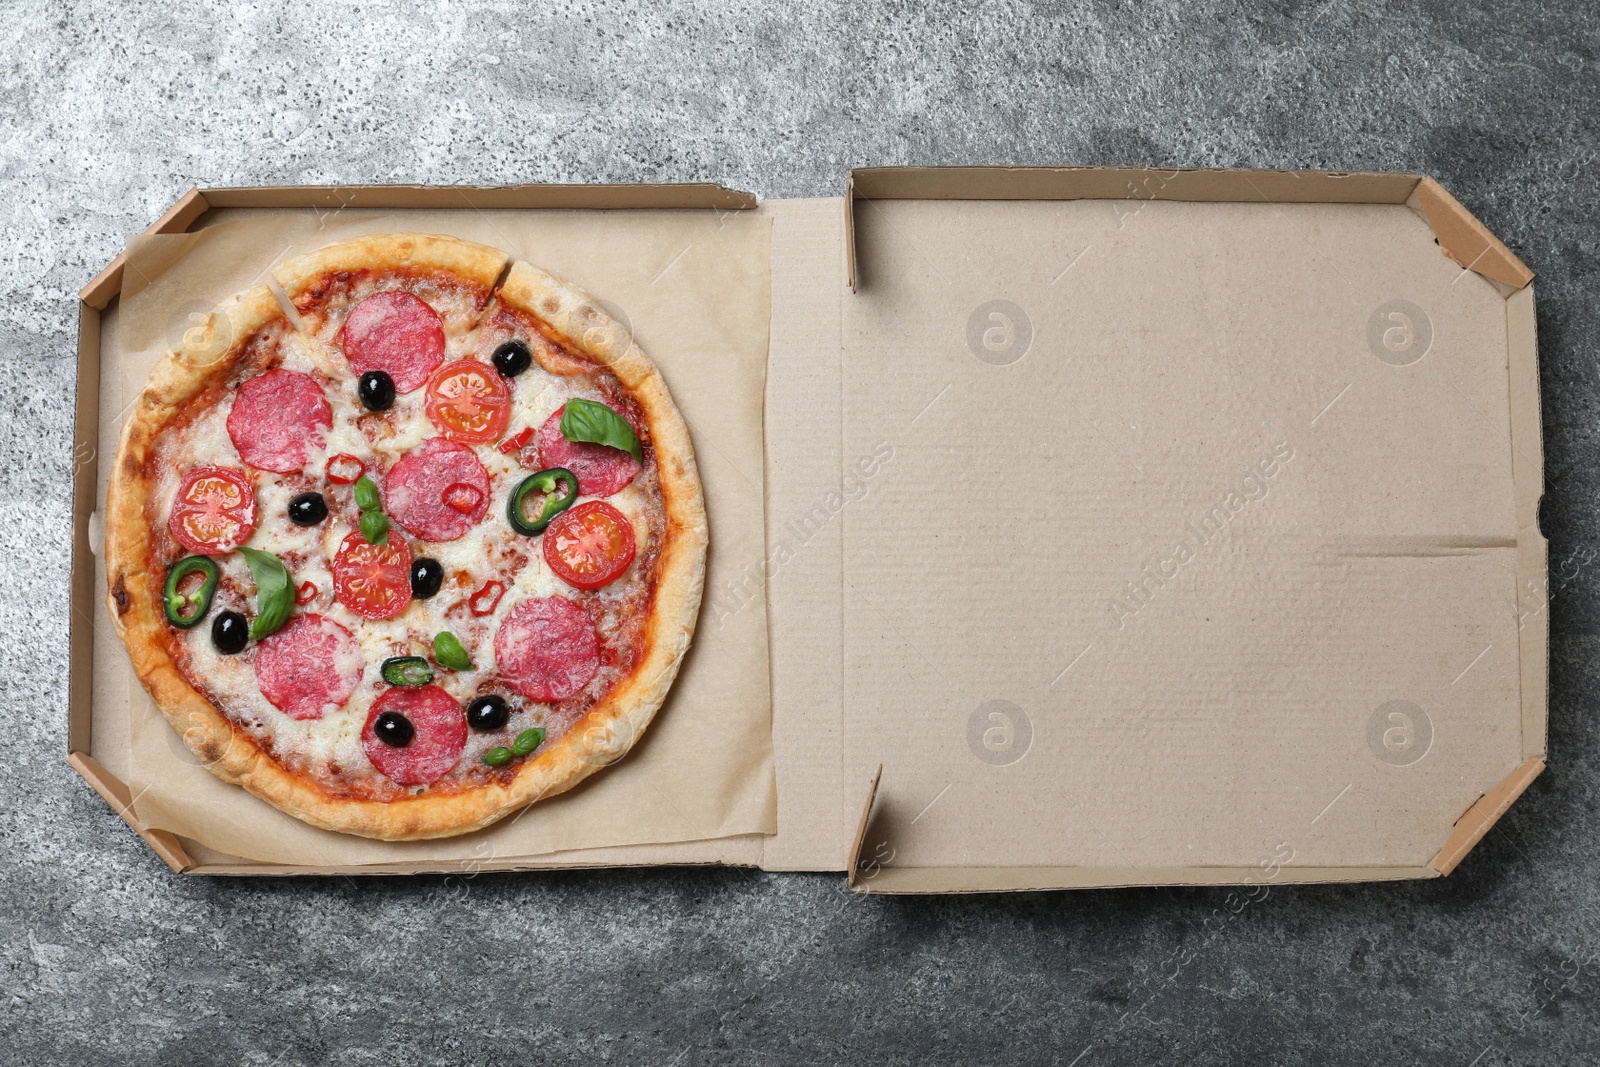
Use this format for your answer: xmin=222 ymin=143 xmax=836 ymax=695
xmin=433 ymin=631 xmax=473 ymax=672
xmin=237 ymin=547 xmax=292 ymax=639
xmin=511 ymin=727 xmax=545 ymax=756
xmin=353 ymin=474 xmax=381 ymax=513
xmin=560 ymin=399 xmax=642 ymax=463
xmin=359 ymin=509 xmax=390 ymax=547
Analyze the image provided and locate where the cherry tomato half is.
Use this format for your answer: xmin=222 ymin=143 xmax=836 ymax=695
xmin=424 ymin=360 xmax=510 ymax=445
xmin=543 ymin=500 xmax=636 ymax=591
xmin=168 ymin=466 xmax=257 ymax=556
xmin=331 ymin=530 xmax=413 ymax=620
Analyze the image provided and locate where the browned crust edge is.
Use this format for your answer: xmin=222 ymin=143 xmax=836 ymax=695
xmin=106 ymin=240 xmax=708 ymax=841
xmin=272 ymin=231 xmax=509 ymax=304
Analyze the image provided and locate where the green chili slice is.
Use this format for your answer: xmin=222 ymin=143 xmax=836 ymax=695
xmin=507 ymin=467 xmax=578 ymax=536
xmin=433 ymin=631 xmax=473 ymax=672
xmin=162 ymin=556 xmax=220 ymax=629
xmin=381 ymin=656 xmax=434 ymax=687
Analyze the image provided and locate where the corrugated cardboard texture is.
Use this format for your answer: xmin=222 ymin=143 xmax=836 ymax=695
xmin=88 ymin=204 xmax=777 ymax=867
xmin=822 ymin=195 xmax=1538 ymax=887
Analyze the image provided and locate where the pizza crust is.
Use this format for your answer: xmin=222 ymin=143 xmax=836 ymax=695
xmin=272 ymin=231 xmax=509 ymax=309
xmin=106 ymin=236 xmax=709 ymax=841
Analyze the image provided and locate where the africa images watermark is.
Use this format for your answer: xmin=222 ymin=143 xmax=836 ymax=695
xmin=1108 ymin=441 xmax=1296 ymax=630
xmin=706 ymin=440 xmax=896 ymax=629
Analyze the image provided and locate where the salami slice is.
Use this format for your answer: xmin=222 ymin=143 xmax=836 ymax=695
xmin=226 ymin=369 xmax=332 ymax=473
xmin=495 ymin=596 xmax=600 ymax=702
xmin=341 ymin=291 xmax=446 ymax=393
xmin=362 ymin=686 xmax=467 ymax=785
xmin=386 ymin=437 xmax=491 ymax=542
xmin=254 ymin=614 xmax=363 ymax=721
xmin=535 ymin=404 xmax=642 ymax=498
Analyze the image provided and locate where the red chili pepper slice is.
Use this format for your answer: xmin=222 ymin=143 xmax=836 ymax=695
xmin=443 ymin=482 xmax=484 ymax=514
xmin=498 ymin=427 xmax=534 ymax=456
xmin=468 ymin=580 xmax=506 ymax=617
xmin=295 ymin=580 xmax=318 ymax=605
xmin=326 ymin=453 xmax=366 ymax=485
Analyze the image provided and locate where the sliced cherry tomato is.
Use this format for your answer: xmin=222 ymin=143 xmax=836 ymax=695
xmin=543 ymin=500 xmax=636 ymax=591
xmin=497 ymin=426 xmax=534 ymax=455
xmin=424 ymin=360 xmax=510 ymax=445
xmin=443 ymin=482 xmax=484 ymax=514
xmin=295 ymin=580 xmax=318 ymax=606
xmin=468 ymin=579 xmax=506 ymax=617
xmin=331 ymin=529 xmax=413 ymax=620
xmin=326 ymin=453 xmax=366 ymax=485
xmin=168 ymin=466 xmax=257 ymax=556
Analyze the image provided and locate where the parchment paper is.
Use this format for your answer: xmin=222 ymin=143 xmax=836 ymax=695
xmin=109 ymin=206 xmax=775 ymax=865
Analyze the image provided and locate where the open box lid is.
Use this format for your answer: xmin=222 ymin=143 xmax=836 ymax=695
xmin=763 ymin=168 xmax=1544 ymax=892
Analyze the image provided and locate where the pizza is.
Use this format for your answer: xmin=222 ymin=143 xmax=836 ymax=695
xmin=104 ymin=233 xmax=707 ymax=840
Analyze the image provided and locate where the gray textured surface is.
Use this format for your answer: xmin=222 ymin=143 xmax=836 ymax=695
xmin=3 ymin=1 xmax=1598 ymax=1064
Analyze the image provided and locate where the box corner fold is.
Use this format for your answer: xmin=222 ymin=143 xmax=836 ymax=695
xmin=69 ymin=751 xmax=195 ymax=874
xmin=1429 ymin=758 xmax=1545 ymax=876
xmin=1407 ymin=176 xmax=1534 ymax=290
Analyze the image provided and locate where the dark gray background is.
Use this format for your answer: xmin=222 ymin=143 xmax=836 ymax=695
xmin=4 ymin=2 xmax=1597 ymax=1064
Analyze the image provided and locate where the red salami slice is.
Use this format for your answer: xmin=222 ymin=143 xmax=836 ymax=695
xmin=226 ymin=369 xmax=332 ymax=473
xmin=495 ymin=596 xmax=600 ymax=702
xmin=362 ymin=685 xmax=467 ymax=785
xmin=341 ymin=291 xmax=445 ymax=393
xmin=386 ymin=437 xmax=490 ymax=542
xmin=535 ymin=403 xmax=642 ymax=498
xmin=254 ymin=614 xmax=362 ymax=721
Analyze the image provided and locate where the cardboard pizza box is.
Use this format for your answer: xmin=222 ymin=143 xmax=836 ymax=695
xmin=69 ymin=169 xmax=1545 ymax=890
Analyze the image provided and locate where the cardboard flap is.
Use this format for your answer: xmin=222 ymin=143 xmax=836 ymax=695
xmin=845 ymin=765 xmax=884 ymax=890
xmin=847 ymin=167 xmax=1425 ymax=289
xmin=1407 ymin=177 xmax=1534 ymax=291
xmin=202 ymin=182 xmax=757 ymax=212
xmin=1430 ymin=757 xmax=1545 ymax=875
xmin=80 ymin=188 xmax=210 ymax=309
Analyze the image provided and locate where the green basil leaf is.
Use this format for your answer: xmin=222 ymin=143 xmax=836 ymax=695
xmin=353 ymin=474 xmax=381 ymax=512
xmin=433 ymin=631 xmax=473 ymax=672
xmin=560 ymin=399 xmax=642 ymax=463
xmin=359 ymin=509 xmax=390 ymax=547
xmin=511 ymin=727 xmax=546 ymax=757
xmin=237 ymin=547 xmax=292 ymax=640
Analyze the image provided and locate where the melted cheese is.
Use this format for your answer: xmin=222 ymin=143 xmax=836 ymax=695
xmin=156 ymin=293 xmax=664 ymax=797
